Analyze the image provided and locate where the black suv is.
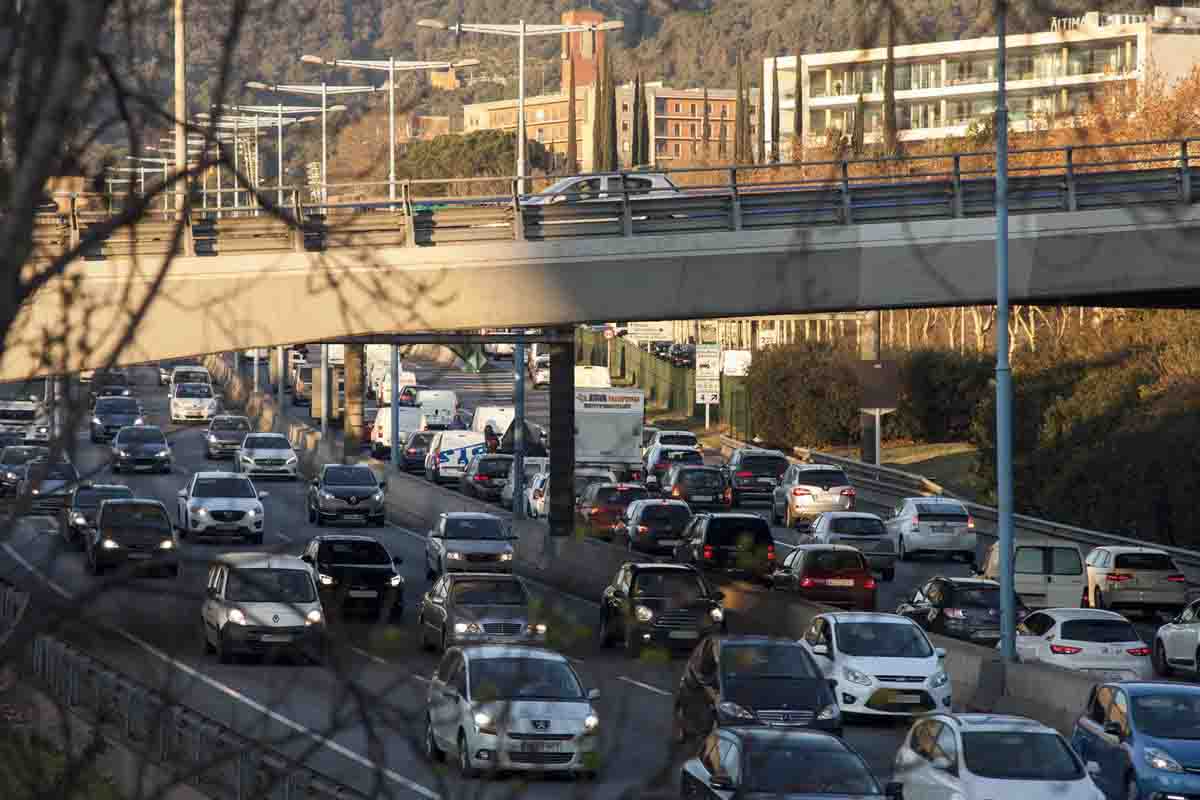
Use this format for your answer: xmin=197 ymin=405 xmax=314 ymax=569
xmin=722 ymin=448 xmax=789 ymax=506
xmin=307 ymin=464 xmax=387 ymax=527
xmin=895 ymin=575 xmax=1029 ymax=646
xmin=599 ymin=562 xmax=725 ymax=657
xmin=0 ymin=445 xmax=48 ymax=497
xmin=660 ymin=464 xmax=730 ymax=509
xmin=619 ymin=498 xmax=692 ymax=554
xmin=674 ymin=513 xmax=776 ymax=583
xmin=63 ymin=483 xmax=134 ymax=549
xmin=674 ymin=636 xmax=841 ymax=741
xmin=87 ymin=498 xmax=178 ymax=577
xmin=301 ymin=534 xmax=404 ymax=621
xmin=459 ymin=453 xmax=514 ymax=502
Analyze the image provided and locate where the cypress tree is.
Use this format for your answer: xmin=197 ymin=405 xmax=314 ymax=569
xmin=630 ymin=72 xmax=642 ymax=167
xmin=771 ymin=57 xmax=781 ymax=162
xmin=636 ymin=74 xmax=650 ymax=166
xmin=566 ymin=56 xmax=577 ymax=172
xmin=701 ymin=87 xmax=711 ymax=159
xmin=718 ymin=107 xmax=728 ymax=158
xmin=851 ymin=94 xmax=866 ymax=155
xmin=734 ymin=52 xmax=746 ymax=162
xmin=591 ymin=58 xmax=605 ymax=170
xmin=604 ymin=50 xmax=618 ymax=171
xmin=882 ymin=8 xmax=900 ymax=156
xmin=792 ymin=56 xmax=803 ymax=160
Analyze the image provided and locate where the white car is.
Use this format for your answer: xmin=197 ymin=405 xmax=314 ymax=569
xmin=177 ymin=471 xmax=267 ymax=544
xmin=886 ymin=497 xmax=976 ymax=562
xmin=235 ymin=432 xmax=299 ymax=479
xmin=1153 ymin=597 xmax=1200 ymax=677
xmin=800 ymin=612 xmax=952 ymax=717
xmin=200 ymin=553 xmax=326 ymax=665
xmin=526 ymin=472 xmax=549 ymax=518
xmin=1011 ymin=608 xmax=1152 ymax=681
xmin=424 ymin=645 xmax=600 ymax=777
xmin=645 ymin=429 xmax=700 ymax=452
xmin=894 ymin=713 xmax=1104 ymax=800
xmin=530 ymin=355 xmax=550 ymax=389
xmin=501 ymin=457 xmax=548 ymax=510
xmin=170 ymin=382 xmax=219 ymax=424
xmin=810 ymin=511 xmax=898 ymax=582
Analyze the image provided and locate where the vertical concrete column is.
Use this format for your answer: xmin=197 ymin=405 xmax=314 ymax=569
xmin=276 ymin=346 xmax=286 ymax=411
xmin=232 ymin=350 xmax=240 ymax=373
xmin=859 ymin=310 xmax=881 ymax=465
xmin=512 ymin=340 xmax=526 ymax=520
xmin=390 ymin=346 xmax=401 ymax=468
xmin=320 ymin=344 xmax=330 ymax=438
xmin=343 ymin=343 xmax=365 ymax=462
xmin=547 ymin=331 xmax=576 ymax=538
xmin=252 ymin=349 xmax=260 ymax=393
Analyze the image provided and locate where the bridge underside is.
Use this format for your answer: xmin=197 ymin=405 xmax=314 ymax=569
xmin=7 ymin=204 xmax=1200 ymax=380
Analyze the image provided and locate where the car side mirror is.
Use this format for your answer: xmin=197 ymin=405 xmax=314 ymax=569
xmin=970 ymin=562 xmax=982 ymax=575
xmin=393 ymin=555 xmax=403 ymax=566
xmin=300 ymin=554 xmax=312 ymax=564
xmin=1086 ymin=761 xmax=1102 ymax=777
xmin=935 ymin=647 xmax=946 ymax=659
xmin=931 ymin=756 xmax=954 ymax=772
xmin=588 ymin=688 xmax=600 ymax=701
xmin=884 ymin=781 xmax=904 ymax=800
xmin=828 ymin=678 xmax=839 ymax=689
xmin=811 ymin=643 xmax=830 ymax=657
xmin=708 ymin=775 xmax=734 ymax=791
xmin=205 ymin=586 xmax=217 ymax=598
xmin=258 ymin=491 xmax=269 ymax=499
xmin=176 ymin=489 xmax=187 ymax=498
xmin=1103 ymin=721 xmax=1124 ymax=738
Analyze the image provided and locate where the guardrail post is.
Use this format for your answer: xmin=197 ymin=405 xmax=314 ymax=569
xmin=1065 ymin=146 xmax=1078 ymax=212
xmin=511 ymin=179 xmax=526 ymax=241
xmin=401 ymin=181 xmax=417 ymax=247
xmin=68 ymin=195 xmax=81 ymax=251
xmin=952 ymin=155 xmax=964 ymax=218
xmin=841 ymin=160 xmax=853 ymax=224
xmin=620 ymin=173 xmax=633 ymax=237
xmin=729 ymin=168 xmax=743 ymax=231
xmin=1181 ymin=140 xmax=1193 ymax=204
xmin=290 ymin=192 xmax=304 ymax=253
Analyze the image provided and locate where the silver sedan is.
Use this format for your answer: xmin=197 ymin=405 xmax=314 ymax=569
xmin=418 ymin=573 xmax=546 ymax=653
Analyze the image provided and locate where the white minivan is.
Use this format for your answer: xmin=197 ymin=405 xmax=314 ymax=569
xmin=414 ymin=390 xmax=457 ymax=428
xmin=977 ymin=535 xmax=1086 ymax=609
xmin=374 ymin=369 xmax=418 ymax=405
xmin=470 ymin=405 xmax=516 ymax=436
xmin=369 ymin=407 xmax=426 ymax=458
xmin=424 ymin=430 xmax=487 ymax=484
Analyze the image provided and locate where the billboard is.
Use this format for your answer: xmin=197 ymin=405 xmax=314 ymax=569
xmin=573 ymin=389 xmax=645 ymax=414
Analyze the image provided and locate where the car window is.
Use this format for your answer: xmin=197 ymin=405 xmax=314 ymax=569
xmin=1088 ymin=686 xmax=1113 ymax=724
xmin=435 ymin=652 xmax=459 ymax=683
xmin=738 ymin=455 xmax=788 ymax=475
xmin=679 ymin=469 xmax=724 ymax=489
xmin=323 ymin=466 xmax=377 ymax=487
xmin=477 ymin=457 xmax=512 ymax=477
xmin=443 ymin=516 xmax=505 ymax=540
xmin=934 ymin=725 xmax=959 ymax=770
xmin=1019 ymin=612 xmax=1054 ymax=637
xmin=74 ymin=487 xmax=135 ymax=507
xmin=1014 ymin=547 xmax=1045 ymax=574
xmin=1050 ymin=547 xmax=1083 ymax=576
xmin=450 ymin=661 xmax=467 ymax=696
xmin=913 ymin=501 xmax=969 ymax=520
xmin=225 ymin=568 xmax=316 ymax=603
xmin=659 ymin=433 xmax=697 ymax=447
xmin=746 ymin=746 xmax=881 ymax=794
xmin=806 ymin=550 xmax=868 ymax=573
xmin=1182 ymin=602 xmax=1200 ymax=624
xmin=595 ymin=486 xmax=649 ymax=506
xmin=244 ymin=435 xmax=289 ymax=450
xmin=705 ymin=517 xmax=773 ymax=546
xmin=116 ymin=427 xmax=166 ymax=445
xmin=961 ymin=732 xmax=1083 ymax=781
xmin=640 ymin=503 xmax=690 ymax=526
xmin=719 ymin=643 xmax=819 ymax=680
xmin=1113 ymin=552 xmax=1175 ymax=571
xmin=1060 ymin=618 xmax=1140 ymax=643
xmin=211 ymin=418 xmax=250 ymax=432
xmin=632 ymin=571 xmax=705 ymax=601
xmin=719 ymin=738 xmax=741 ymax=784
xmin=783 ymin=550 xmax=800 ymax=570
xmin=794 ymin=469 xmax=849 ymax=488
xmin=954 ymin=586 xmax=1003 ymax=608
xmin=835 ymin=622 xmax=933 ymax=658
xmin=451 ymin=578 xmax=527 ymax=606
xmin=174 ymin=383 xmax=213 ymax=398
xmin=318 ymin=540 xmax=390 ymax=565
xmin=910 ymin=720 xmax=939 ymax=760
xmin=1131 ymin=692 xmax=1200 ymax=739
xmin=26 ymin=462 xmax=79 ymax=482
xmin=100 ymin=503 xmax=170 ymax=532
xmin=700 ymin=734 xmax=722 ymax=776
xmin=192 ymin=477 xmax=256 ymax=498
xmin=468 ymin=657 xmax=584 ymax=701
xmin=94 ymin=398 xmax=139 ymax=414
xmin=925 ymin=581 xmax=944 ymax=605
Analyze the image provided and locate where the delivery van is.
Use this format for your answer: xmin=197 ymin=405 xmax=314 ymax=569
xmin=470 ymin=405 xmax=517 ymax=436
xmin=370 ymin=407 xmax=426 ymax=458
xmin=977 ymin=534 xmax=1086 ymax=609
xmin=415 ymin=390 xmax=457 ymax=427
xmin=424 ymin=431 xmax=487 ymax=484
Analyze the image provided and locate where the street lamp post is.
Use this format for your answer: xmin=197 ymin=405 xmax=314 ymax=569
xmin=300 ymin=55 xmax=479 ymax=202
xmin=200 ymin=111 xmax=318 ymax=210
xmin=417 ymin=18 xmax=624 ymax=191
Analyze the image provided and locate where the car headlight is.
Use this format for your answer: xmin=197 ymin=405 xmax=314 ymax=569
xmin=305 ymin=609 xmax=323 ymax=626
xmin=499 ymin=552 xmax=513 ymax=562
xmin=207 ymin=434 xmax=218 ymax=443
xmin=584 ymin=713 xmax=599 ymax=734
xmin=250 ymin=506 xmax=262 ymax=517
xmin=446 ymin=551 xmax=464 ymax=561
xmin=716 ymin=701 xmax=756 ymax=721
xmin=121 ymin=389 xmax=130 ymax=396
xmin=31 ymin=488 xmax=39 ymax=495
xmin=319 ymin=490 xmax=335 ymax=501
xmin=4 ymin=471 xmax=16 ymax=481
xmin=387 ymin=574 xmax=403 ymax=588
xmin=72 ymin=513 xmax=87 ymax=526
xmin=115 ymin=449 xmax=129 ymax=458
xmin=227 ymin=608 xmax=247 ymax=625
xmin=929 ymin=669 xmax=949 ymax=689
xmin=134 ymin=418 xmax=144 ymax=426
xmin=317 ymin=572 xmax=335 ymax=586
xmin=190 ymin=505 xmax=207 ymax=517
xmin=635 ymin=604 xmax=654 ymax=623
xmin=92 ymin=416 xmax=102 ymax=426
xmin=710 ymin=607 xmax=724 ymax=623
xmin=241 ymin=453 xmax=254 ymax=461
xmin=287 ymin=455 xmax=298 ymax=465
xmin=100 ymin=538 xmax=119 ymax=550
xmin=473 ymin=711 xmax=496 ymax=735
xmin=159 ymin=539 xmax=174 ymax=550
xmin=817 ymin=704 xmax=841 ymax=721
xmin=843 ymin=666 xmax=874 ymax=687
xmin=155 ymin=449 xmax=170 ymax=458
xmin=454 ymin=622 xmax=482 ymax=635
xmin=372 ymin=490 xmax=384 ymax=502
xmin=526 ymin=623 xmax=548 ymax=635
xmin=1145 ymin=747 xmax=1184 ymax=773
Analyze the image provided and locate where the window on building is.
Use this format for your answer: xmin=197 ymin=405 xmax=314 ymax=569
xmin=536 ymin=128 xmax=544 ymax=142
xmin=673 ymin=142 xmax=680 ymax=157
xmin=657 ymin=140 xmax=667 ymax=155
xmin=622 ymin=121 xmax=629 ymax=131
xmin=622 ymin=102 xmax=629 ymax=112
xmin=720 ymin=106 xmax=728 ymax=119
xmin=689 ymin=123 xmax=696 ymax=138
xmin=673 ymin=123 xmax=680 ymax=136
xmin=536 ymin=109 xmax=545 ymax=121
xmin=809 ymin=109 xmax=827 ymax=134
xmin=690 ymin=102 xmax=697 ymax=115
xmin=655 ymin=119 xmax=666 ymax=135
xmin=655 ymin=98 xmax=666 ymax=114
xmin=623 ymin=140 xmax=630 ymax=151
xmin=674 ymin=102 xmax=681 ymax=113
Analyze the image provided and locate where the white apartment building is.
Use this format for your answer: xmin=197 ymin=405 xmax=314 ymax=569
xmin=765 ymin=7 xmax=1200 ymax=157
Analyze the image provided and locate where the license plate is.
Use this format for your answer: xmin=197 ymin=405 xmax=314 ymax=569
xmin=349 ymin=590 xmax=377 ymax=598
xmin=218 ymin=524 xmax=241 ymax=531
xmin=827 ymin=579 xmax=854 ymax=587
xmin=342 ymin=514 xmax=365 ymax=521
xmin=933 ymin=525 xmax=951 ymax=533
xmin=658 ymin=539 xmax=680 ymax=547
xmin=691 ymin=495 xmax=713 ymax=503
xmin=519 ymin=741 xmax=562 ymax=753
xmin=973 ymin=630 xmax=1001 ymax=639
xmin=495 ymin=480 xmax=507 ymax=486
xmin=260 ymin=634 xmax=292 ymax=643
xmin=758 ymin=478 xmax=775 ymax=484
xmin=893 ymin=694 xmax=923 ymax=704
xmin=126 ymin=552 xmax=152 ymax=560
xmin=669 ymin=630 xmax=699 ymax=640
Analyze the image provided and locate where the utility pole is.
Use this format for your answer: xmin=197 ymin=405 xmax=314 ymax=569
xmin=174 ymin=0 xmax=188 ymax=224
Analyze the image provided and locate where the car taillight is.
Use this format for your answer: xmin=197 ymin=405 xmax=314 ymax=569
xmin=672 ymin=487 xmax=681 ymax=498
xmin=799 ymin=577 xmax=816 ymax=588
xmin=636 ymin=525 xmax=648 ymax=535
xmin=943 ymin=608 xmax=966 ymax=619
xmin=911 ymin=515 xmax=919 ymax=527
xmin=591 ymin=506 xmax=601 ymax=515
xmin=533 ymin=490 xmax=543 ymax=499
xmin=1050 ymin=644 xmax=1082 ymax=655
xmin=723 ymin=488 xmax=732 ymax=504
xmin=861 ymin=577 xmax=876 ymax=590
xmin=1127 ymin=646 xmax=1151 ymax=657
xmin=792 ymin=487 xmax=810 ymax=496
xmin=1106 ymin=573 xmax=1133 ymax=582
xmin=767 ymin=544 xmax=775 ymax=561
xmin=841 ymin=487 xmax=856 ymax=497
xmin=703 ymin=545 xmax=714 ymax=560
xmin=631 ymin=470 xmax=642 ymax=480
xmin=967 ymin=516 xmax=976 ymax=529
xmin=474 ymin=475 xmax=488 ymax=482
xmin=406 ymin=448 xmax=417 ymax=454
xmin=1167 ymin=574 xmax=1187 ymax=583
xmin=735 ymin=471 xmax=753 ymax=479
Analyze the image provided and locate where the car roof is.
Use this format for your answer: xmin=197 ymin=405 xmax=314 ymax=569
xmin=442 ymin=511 xmax=501 ymax=520
xmin=99 ymin=497 xmax=166 ymax=509
xmin=460 ymin=645 xmax=566 ymax=663
xmin=1040 ymin=608 xmax=1131 ymax=622
xmin=657 ymin=430 xmax=696 ymax=436
xmin=826 ymin=611 xmax=915 ymax=625
xmin=626 ymin=562 xmax=698 ymax=573
xmin=908 ymin=497 xmax=968 ymax=508
xmin=1119 ymin=681 xmax=1200 ymax=696
xmin=706 ymin=512 xmax=767 ymax=521
xmin=216 ymin=552 xmax=310 ymax=570
xmin=447 ymin=572 xmax=522 ymax=581
xmin=818 ymin=511 xmax=879 ymax=520
xmin=323 ymin=462 xmax=372 ymax=470
xmin=939 ymin=576 xmax=1000 ymax=587
xmin=193 ymin=470 xmax=246 ymax=479
xmin=795 ymin=463 xmax=846 ymax=472
xmin=314 ymin=534 xmax=381 ymax=544
xmin=75 ymin=483 xmax=132 ymax=492
xmin=715 ymin=635 xmax=806 ymax=649
xmin=792 ymin=543 xmax=865 ymax=553
xmin=735 ymin=447 xmax=786 ymax=456
xmin=938 ymin=713 xmax=1057 ymax=734
xmin=631 ymin=498 xmax=689 ymax=509
xmin=724 ymin=727 xmax=850 ymax=751
xmin=1096 ymin=546 xmax=1171 ymax=556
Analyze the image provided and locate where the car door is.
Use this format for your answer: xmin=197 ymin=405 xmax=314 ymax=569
xmin=895 ymin=719 xmax=940 ymax=800
xmin=429 ymin=651 xmax=460 ymax=746
xmin=898 ymin=582 xmax=933 ymax=624
xmin=773 ymin=549 xmax=801 ymax=588
xmin=423 ymin=576 xmax=449 ymax=636
xmin=1164 ymin=599 xmax=1200 ymax=664
xmin=201 ymin=565 xmax=219 ymax=641
xmin=603 ymin=565 xmax=631 ymax=637
xmin=1047 ymin=546 xmax=1085 ymax=608
xmin=205 ymin=566 xmax=228 ymax=635
xmin=681 ymin=732 xmax=727 ymax=800
xmin=805 ymin=617 xmax=836 ymax=677
xmin=176 ymin=475 xmax=194 ymax=526
xmin=426 ymin=518 xmax=444 ymax=572
xmin=1014 ymin=545 xmax=1049 ymax=606
xmin=886 ymin=500 xmax=910 ymax=536
xmin=1072 ymin=685 xmax=1116 ymax=797
xmin=1090 ymin=686 xmax=1132 ymax=797
xmin=1013 ymin=611 xmax=1054 ymax=661
xmin=773 ymin=466 xmax=794 ymax=516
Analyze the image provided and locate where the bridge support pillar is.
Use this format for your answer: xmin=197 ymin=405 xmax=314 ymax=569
xmin=275 ymin=346 xmax=286 ymax=413
xmin=859 ymin=310 xmax=881 ymax=464
xmin=547 ymin=330 xmax=576 ymax=538
xmin=343 ymin=344 xmax=365 ymax=463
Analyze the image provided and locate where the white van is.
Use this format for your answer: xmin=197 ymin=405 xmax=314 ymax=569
xmin=369 ymin=407 xmax=426 ymax=458
xmin=978 ymin=535 xmax=1086 ymax=609
xmin=415 ymin=390 xmax=457 ymax=427
xmin=375 ymin=370 xmax=418 ymax=405
xmin=424 ymin=430 xmax=487 ymax=484
xmin=470 ymin=405 xmax=516 ymax=436
xmin=575 ymin=365 xmax=612 ymax=388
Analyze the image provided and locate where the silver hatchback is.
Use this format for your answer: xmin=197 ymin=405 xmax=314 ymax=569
xmin=419 ymin=573 xmax=547 ymax=652
xmin=771 ymin=465 xmax=855 ymax=529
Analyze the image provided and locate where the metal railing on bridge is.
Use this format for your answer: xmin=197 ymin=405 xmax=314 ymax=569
xmin=29 ymin=135 xmax=1200 ymax=261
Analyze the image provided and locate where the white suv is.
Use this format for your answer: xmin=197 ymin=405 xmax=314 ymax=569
xmin=235 ymin=433 xmax=299 ymax=479
xmin=800 ymin=612 xmax=951 ymax=717
xmin=177 ymin=471 xmax=266 ymax=543
xmin=170 ymin=382 xmax=219 ymax=424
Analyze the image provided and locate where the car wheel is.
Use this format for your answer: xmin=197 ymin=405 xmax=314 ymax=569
xmin=883 ymin=567 xmax=896 ymax=582
xmin=217 ymin=629 xmax=232 ymax=664
xmin=673 ymin=704 xmax=689 ymax=744
xmin=457 ymin=731 xmax=478 ymax=778
xmin=623 ymin=626 xmax=642 ymax=659
xmin=1126 ymin=773 xmax=1140 ymax=800
xmin=1153 ymin=640 xmax=1173 ymax=677
xmin=1094 ymin=587 xmax=1106 ymax=610
xmin=598 ymin=612 xmax=613 ymax=649
xmin=201 ymin=621 xmax=215 ymax=655
xmin=899 ymin=536 xmax=910 ymax=562
xmin=425 ymin=715 xmax=444 ymax=762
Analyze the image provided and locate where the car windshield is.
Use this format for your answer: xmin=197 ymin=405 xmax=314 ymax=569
xmin=74 ymin=487 xmax=134 ymax=508
xmin=836 ymin=622 xmax=933 ymax=658
xmin=596 ymin=486 xmax=649 ymax=506
xmin=452 ymin=579 xmax=528 ymax=606
xmin=469 ymin=657 xmax=584 ymax=701
xmin=95 ymin=398 xmax=139 ymax=414
xmin=640 ymin=504 xmax=691 ymax=526
xmin=211 ymin=418 xmax=250 ymax=432
xmin=1 ymin=447 xmax=44 ymax=466
xmin=28 ymin=463 xmax=78 ymax=482
xmin=521 ymin=461 xmax=546 ymax=478
xmin=319 ymin=540 xmax=390 ymax=565
xmin=100 ymin=374 xmax=128 ymax=386
xmin=0 ymin=408 xmax=37 ymax=421
xmin=632 ymin=571 xmax=706 ymax=601
xmin=746 ymin=748 xmax=881 ymax=795
xmin=444 ymin=517 xmax=506 ymax=540
xmin=1060 ymin=618 xmax=1140 ymax=643
xmin=659 ymin=433 xmax=697 ymax=447
xmin=961 ymin=732 xmax=1083 ymax=781
xmin=706 ymin=518 xmax=773 ymax=547
xmin=721 ymin=643 xmax=819 ymax=681
xmin=477 ymin=458 xmax=512 ymax=477
xmin=175 ymin=371 xmax=208 ymax=384
xmin=193 ymin=477 xmax=256 ymax=499
xmin=323 ymin=467 xmax=377 ymax=487
xmin=807 ymin=551 xmax=867 ymax=573
xmin=740 ymin=455 xmax=788 ymax=475
xmin=226 ymin=568 xmax=316 ymax=604
xmin=1132 ymin=692 xmax=1200 ymax=739
xmin=679 ymin=469 xmax=723 ymax=489
xmin=914 ymin=502 xmax=968 ymax=519
xmin=175 ymin=384 xmax=212 ymax=399
xmin=408 ymin=432 xmax=435 ymax=448
xmin=244 ymin=436 xmax=289 ymax=450
xmin=118 ymin=428 xmax=166 ymax=444
xmin=795 ymin=469 xmax=849 ymax=489
xmin=1113 ymin=552 xmax=1176 ymax=570
xmin=830 ymin=516 xmax=886 ymax=536
xmin=955 ymin=587 xmax=1003 ymax=608
xmin=101 ymin=504 xmax=170 ymax=532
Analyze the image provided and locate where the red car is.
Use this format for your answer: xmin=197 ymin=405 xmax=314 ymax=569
xmin=575 ymin=482 xmax=650 ymax=539
xmin=770 ymin=544 xmax=876 ymax=610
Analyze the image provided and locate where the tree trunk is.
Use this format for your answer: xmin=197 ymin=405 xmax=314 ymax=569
xmin=904 ymin=309 xmax=912 ymax=350
xmin=770 ymin=57 xmax=780 ymax=162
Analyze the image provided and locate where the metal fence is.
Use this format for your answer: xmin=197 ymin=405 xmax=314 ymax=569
xmin=578 ymin=330 xmax=695 ymax=414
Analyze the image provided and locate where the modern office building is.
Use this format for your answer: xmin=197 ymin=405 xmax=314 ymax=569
xmin=765 ymin=7 xmax=1200 ymax=157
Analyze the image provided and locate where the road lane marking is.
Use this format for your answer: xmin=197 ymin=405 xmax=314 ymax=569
xmin=617 ymin=676 xmax=672 ymax=697
xmin=349 ymin=645 xmax=390 ymax=666
xmin=1 ymin=542 xmax=441 ymax=799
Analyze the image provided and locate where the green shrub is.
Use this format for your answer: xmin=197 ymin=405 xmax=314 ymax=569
xmin=745 ymin=342 xmax=859 ymax=447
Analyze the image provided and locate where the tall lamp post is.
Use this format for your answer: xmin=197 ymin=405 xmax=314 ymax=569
xmin=189 ymin=119 xmax=271 ymax=215
xmin=198 ymin=112 xmax=316 ymax=210
xmin=417 ymin=18 xmax=624 ymax=191
xmin=300 ymin=56 xmax=479 ymax=202
xmin=209 ymin=104 xmax=322 ymax=205
xmin=246 ymin=80 xmax=377 ymax=204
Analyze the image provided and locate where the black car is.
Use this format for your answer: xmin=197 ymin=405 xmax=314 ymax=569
xmin=674 ymin=513 xmax=776 ymax=583
xmin=681 ymin=728 xmax=899 ymax=800
xmin=307 ymin=464 xmax=387 ymax=527
xmin=111 ymin=425 xmax=172 ymax=473
xmin=577 ymin=482 xmax=651 ymax=540
xmin=17 ymin=460 xmax=79 ymax=516
xmin=400 ymin=431 xmax=435 ymax=472
xmin=619 ymin=498 xmax=692 ymax=554
xmin=90 ymin=396 xmax=143 ymax=442
xmin=459 ymin=453 xmax=514 ymax=501
xmin=674 ymin=636 xmax=842 ymax=741
xmin=722 ymin=448 xmax=789 ymax=506
xmin=89 ymin=371 xmax=131 ymax=406
xmin=660 ymin=464 xmax=730 ymax=509
xmin=300 ymin=534 xmax=404 ymax=621
xmin=63 ymin=483 xmax=135 ymax=549
xmin=0 ymin=445 xmax=48 ymax=497
xmin=896 ymin=576 xmax=1029 ymax=646
xmin=599 ymin=563 xmax=726 ymax=657
xmin=86 ymin=498 xmax=178 ymax=577
xmin=204 ymin=415 xmax=251 ymax=459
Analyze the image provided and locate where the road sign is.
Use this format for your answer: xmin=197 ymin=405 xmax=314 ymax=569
xmin=695 ymin=344 xmax=721 ymax=406
xmin=696 ymin=379 xmax=720 ymax=405
xmin=627 ymin=321 xmax=674 ymax=342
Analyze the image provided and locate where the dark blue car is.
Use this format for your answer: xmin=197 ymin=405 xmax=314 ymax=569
xmin=1072 ymin=681 xmax=1200 ymax=800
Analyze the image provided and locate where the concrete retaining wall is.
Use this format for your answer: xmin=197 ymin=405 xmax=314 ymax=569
xmin=204 ymin=354 xmax=1097 ymax=736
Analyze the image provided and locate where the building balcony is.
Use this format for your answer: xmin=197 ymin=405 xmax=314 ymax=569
xmin=807 ymin=69 xmax=1138 ymax=108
